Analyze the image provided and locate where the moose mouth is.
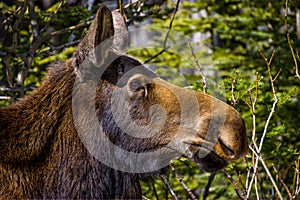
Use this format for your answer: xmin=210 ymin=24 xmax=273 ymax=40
xmin=182 ymin=138 xmax=230 ymax=172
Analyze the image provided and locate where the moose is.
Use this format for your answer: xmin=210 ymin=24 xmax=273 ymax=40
xmin=0 ymin=5 xmax=248 ymax=199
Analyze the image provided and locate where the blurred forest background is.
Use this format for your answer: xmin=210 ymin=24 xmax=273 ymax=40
xmin=0 ymin=0 xmax=299 ymax=199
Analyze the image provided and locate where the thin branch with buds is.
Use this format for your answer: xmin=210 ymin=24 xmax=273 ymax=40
xmin=3 ymin=0 xmax=27 ymax=87
xmin=257 ymin=50 xmax=279 ymax=153
xmin=244 ymin=72 xmax=263 ymax=152
xmin=292 ymin=156 xmax=300 ymax=199
xmin=203 ymin=172 xmax=215 ymax=200
xmin=222 ymin=169 xmax=246 ymax=199
xmin=246 ymin=50 xmax=283 ymax=199
xmin=144 ymin=0 xmax=181 ymax=64
xmin=285 ymin=0 xmax=300 ymax=80
xmin=272 ymin=164 xmax=293 ymax=199
xmin=249 ymin=145 xmax=283 ymax=200
xmin=35 ymin=40 xmax=81 ymax=56
xmin=40 ymin=0 xmax=64 ymax=33
xmin=170 ymin=162 xmax=197 ymax=200
xmin=230 ymin=71 xmax=240 ymax=107
xmin=161 ymin=175 xmax=179 ymax=200
xmin=188 ymin=41 xmax=207 ymax=94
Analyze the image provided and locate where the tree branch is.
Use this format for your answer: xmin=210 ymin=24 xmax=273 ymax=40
xmin=249 ymin=146 xmax=283 ymax=200
xmin=161 ymin=175 xmax=179 ymax=200
xmin=188 ymin=41 xmax=207 ymax=94
xmin=293 ymin=156 xmax=300 ymax=199
xmin=40 ymin=0 xmax=64 ymax=34
xmin=170 ymin=162 xmax=197 ymax=200
xmin=222 ymin=169 xmax=246 ymax=199
xmin=272 ymin=164 xmax=293 ymax=199
xmin=285 ymin=0 xmax=300 ymax=80
xmin=203 ymin=172 xmax=215 ymax=200
xmin=230 ymin=71 xmax=240 ymax=106
xmin=144 ymin=0 xmax=181 ymax=64
xmin=246 ymin=50 xmax=282 ymax=200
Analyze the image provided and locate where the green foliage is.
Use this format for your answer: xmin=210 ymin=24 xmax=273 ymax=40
xmin=134 ymin=0 xmax=300 ymax=199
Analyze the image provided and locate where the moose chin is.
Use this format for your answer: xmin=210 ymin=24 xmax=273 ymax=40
xmin=0 ymin=5 xmax=248 ymax=199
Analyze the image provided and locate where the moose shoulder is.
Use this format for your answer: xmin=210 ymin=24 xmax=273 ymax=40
xmin=0 ymin=5 xmax=248 ymax=199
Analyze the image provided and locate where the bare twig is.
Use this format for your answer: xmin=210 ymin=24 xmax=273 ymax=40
xmin=222 ymin=169 xmax=246 ymax=199
xmin=246 ymin=50 xmax=282 ymax=200
xmin=125 ymin=0 xmax=141 ymax=9
xmin=40 ymin=0 xmax=64 ymax=33
xmin=292 ymin=156 xmax=300 ymax=199
xmin=170 ymin=162 xmax=197 ymax=200
xmin=11 ymin=1 xmax=27 ymax=53
xmin=3 ymin=56 xmax=13 ymax=87
xmin=257 ymin=50 xmax=279 ymax=153
xmin=35 ymin=40 xmax=81 ymax=56
xmin=28 ymin=0 xmax=39 ymax=39
xmin=144 ymin=0 xmax=181 ymax=64
xmin=231 ymin=71 xmax=240 ymax=107
xmin=142 ymin=195 xmax=151 ymax=200
xmin=3 ymin=1 xmax=27 ymax=87
xmin=151 ymin=181 xmax=159 ymax=200
xmin=230 ymin=71 xmax=240 ymax=107
xmin=203 ymin=172 xmax=215 ymax=200
xmin=118 ymin=0 xmax=124 ymax=16
xmin=285 ymin=0 xmax=300 ymax=80
xmin=16 ymin=19 xmax=90 ymax=92
xmin=249 ymin=146 xmax=283 ymax=199
xmin=244 ymin=72 xmax=263 ymax=152
xmin=144 ymin=48 xmax=169 ymax=64
xmin=188 ymin=41 xmax=207 ymax=94
xmin=32 ymin=21 xmax=91 ymax=51
xmin=16 ymin=0 xmax=40 ymax=95
xmin=0 ymin=86 xmax=36 ymax=92
xmin=272 ymin=164 xmax=293 ymax=199
xmin=163 ymin=0 xmax=180 ymax=48
xmin=244 ymin=73 xmax=263 ymax=200
xmin=161 ymin=175 xmax=179 ymax=200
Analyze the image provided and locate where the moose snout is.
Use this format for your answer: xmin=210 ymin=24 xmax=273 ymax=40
xmin=214 ymin=106 xmax=248 ymax=161
xmin=185 ymin=92 xmax=248 ymax=166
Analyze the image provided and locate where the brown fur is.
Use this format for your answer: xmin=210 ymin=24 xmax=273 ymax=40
xmin=0 ymin=6 xmax=248 ymax=199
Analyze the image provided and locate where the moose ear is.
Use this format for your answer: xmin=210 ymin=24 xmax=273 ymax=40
xmin=72 ymin=5 xmax=114 ymax=70
xmin=112 ymin=10 xmax=128 ymax=53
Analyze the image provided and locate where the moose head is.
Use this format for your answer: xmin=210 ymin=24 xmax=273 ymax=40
xmin=70 ymin=5 xmax=248 ymax=173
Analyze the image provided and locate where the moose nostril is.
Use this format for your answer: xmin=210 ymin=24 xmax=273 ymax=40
xmin=218 ymin=138 xmax=235 ymax=157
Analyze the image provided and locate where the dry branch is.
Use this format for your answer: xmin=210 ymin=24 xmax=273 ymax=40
xmin=230 ymin=71 xmax=240 ymax=107
xmin=246 ymin=50 xmax=282 ymax=200
xmin=285 ymin=0 xmax=300 ymax=80
xmin=170 ymin=162 xmax=197 ymax=200
xmin=272 ymin=164 xmax=293 ymax=199
xmin=292 ymin=157 xmax=300 ymax=199
xmin=203 ymin=172 xmax=215 ymax=200
xmin=144 ymin=0 xmax=181 ymax=64
xmin=161 ymin=175 xmax=179 ymax=200
xmin=222 ymin=169 xmax=246 ymax=199
xmin=188 ymin=41 xmax=207 ymax=94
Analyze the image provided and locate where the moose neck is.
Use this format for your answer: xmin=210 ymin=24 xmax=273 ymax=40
xmin=0 ymin=60 xmax=76 ymax=164
xmin=0 ymin=59 xmax=143 ymax=199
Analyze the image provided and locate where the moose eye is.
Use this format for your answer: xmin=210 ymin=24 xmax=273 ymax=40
xmin=127 ymin=74 xmax=152 ymax=98
xmin=129 ymin=79 xmax=144 ymax=92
